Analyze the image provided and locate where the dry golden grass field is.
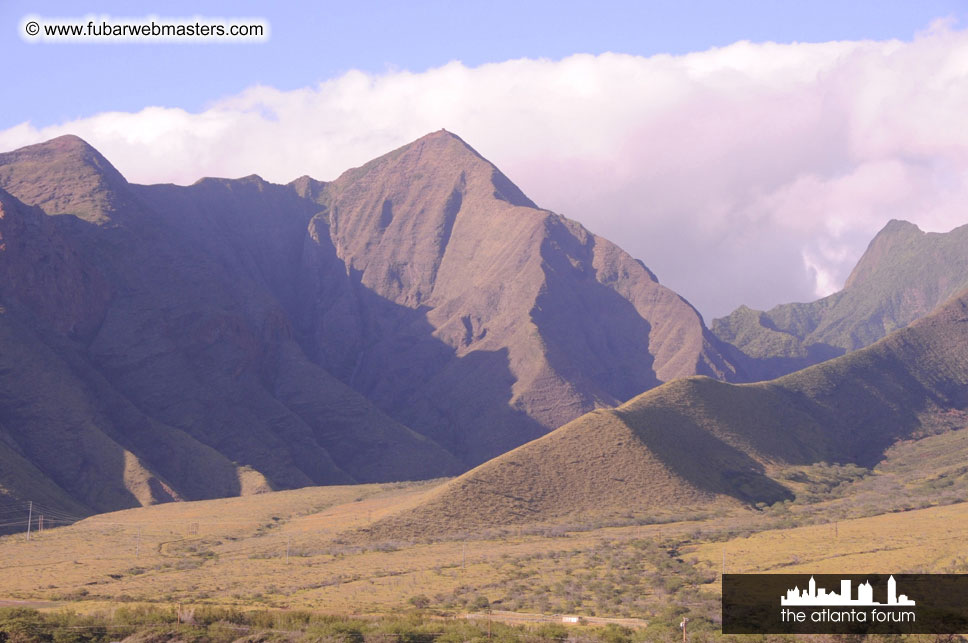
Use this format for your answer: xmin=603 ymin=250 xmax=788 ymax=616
xmin=2 ymin=428 xmax=968 ymax=628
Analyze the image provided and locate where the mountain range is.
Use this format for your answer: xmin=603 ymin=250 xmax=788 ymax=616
xmin=1 ymin=130 xmax=965 ymax=522
xmin=0 ymin=131 xmax=739 ymax=515
xmin=713 ymin=219 xmax=968 ymax=380
xmin=368 ymin=283 xmax=968 ymax=538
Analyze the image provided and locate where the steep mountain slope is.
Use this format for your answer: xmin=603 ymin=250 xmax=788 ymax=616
xmin=294 ymin=130 xmax=738 ymax=463
xmin=368 ymin=287 xmax=968 ymax=537
xmin=713 ymin=220 xmax=968 ymax=380
xmin=0 ymin=130 xmax=739 ymax=514
xmin=0 ymin=138 xmax=462 ymax=514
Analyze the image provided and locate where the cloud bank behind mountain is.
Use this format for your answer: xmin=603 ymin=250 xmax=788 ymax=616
xmin=5 ymin=21 xmax=968 ymax=317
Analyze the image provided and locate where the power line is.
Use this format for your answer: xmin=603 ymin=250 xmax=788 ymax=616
xmin=28 ymin=505 xmax=85 ymax=521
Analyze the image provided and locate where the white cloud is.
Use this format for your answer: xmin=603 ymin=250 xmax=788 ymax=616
xmin=4 ymin=26 xmax=968 ymax=318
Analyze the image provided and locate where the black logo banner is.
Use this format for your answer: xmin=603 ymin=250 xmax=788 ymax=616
xmin=723 ymin=574 xmax=968 ymax=634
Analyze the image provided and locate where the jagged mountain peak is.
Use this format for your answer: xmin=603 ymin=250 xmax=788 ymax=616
xmin=330 ymin=129 xmax=536 ymax=209
xmin=844 ymin=218 xmax=926 ymax=289
xmin=294 ymin=131 xmax=739 ymax=462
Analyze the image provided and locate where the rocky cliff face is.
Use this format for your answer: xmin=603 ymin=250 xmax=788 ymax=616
xmin=0 ymin=131 xmax=740 ymax=515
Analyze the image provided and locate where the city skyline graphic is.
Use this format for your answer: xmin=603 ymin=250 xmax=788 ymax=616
xmin=781 ymin=576 xmax=915 ymax=607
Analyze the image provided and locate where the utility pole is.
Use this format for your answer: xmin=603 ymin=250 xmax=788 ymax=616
xmin=136 ymin=527 xmax=142 ymax=558
xmin=25 ymin=501 xmax=32 ymax=542
xmin=38 ymin=515 xmax=44 ymax=533
xmin=680 ymin=617 xmax=688 ymax=643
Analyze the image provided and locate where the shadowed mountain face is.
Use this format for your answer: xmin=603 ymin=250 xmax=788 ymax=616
xmin=294 ymin=131 xmax=739 ymax=462
xmin=713 ymin=220 xmax=968 ymax=380
xmin=0 ymin=131 xmax=739 ymax=515
xmin=369 ymin=287 xmax=968 ymax=538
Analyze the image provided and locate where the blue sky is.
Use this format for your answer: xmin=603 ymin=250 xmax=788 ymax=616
xmin=3 ymin=0 xmax=965 ymax=130
xmin=4 ymin=1 xmax=968 ymax=317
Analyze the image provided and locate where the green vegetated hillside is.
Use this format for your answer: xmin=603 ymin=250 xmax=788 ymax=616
xmin=367 ymin=287 xmax=968 ymax=539
xmin=0 ymin=131 xmax=742 ymax=517
xmin=714 ymin=219 xmax=968 ymax=380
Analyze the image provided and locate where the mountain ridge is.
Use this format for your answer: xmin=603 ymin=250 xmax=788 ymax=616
xmin=0 ymin=130 xmax=741 ymax=515
xmin=292 ymin=130 xmax=741 ymax=462
xmin=0 ymin=137 xmax=465 ymax=516
xmin=0 ymin=135 xmax=136 ymax=225
xmin=363 ymin=285 xmax=968 ymax=538
xmin=713 ymin=219 xmax=968 ymax=380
